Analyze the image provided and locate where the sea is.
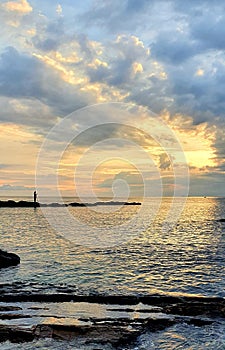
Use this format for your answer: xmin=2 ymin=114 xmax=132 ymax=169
xmin=0 ymin=196 xmax=225 ymax=349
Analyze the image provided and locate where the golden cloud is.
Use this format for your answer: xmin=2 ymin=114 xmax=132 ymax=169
xmin=161 ymin=112 xmax=217 ymax=169
xmin=132 ymin=62 xmax=143 ymax=75
xmin=195 ymin=68 xmax=204 ymax=76
xmin=88 ymin=58 xmax=108 ymax=69
xmin=2 ymin=0 xmax=32 ymax=14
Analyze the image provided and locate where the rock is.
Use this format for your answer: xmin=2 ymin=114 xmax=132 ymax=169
xmin=164 ymin=301 xmax=225 ymax=318
xmin=0 ymin=297 xmax=223 ymax=346
xmin=146 ymin=318 xmax=176 ymax=332
xmin=34 ymin=322 xmax=143 ymax=346
xmin=0 ymin=249 xmax=20 ymax=269
xmin=0 ymin=313 xmax=31 ymax=320
xmin=0 ymin=325 xmax=34 ymax=343
xmin=0 ymin=200 xmax=39 ymax=207
xmin=0 ymin=306 xmax=22 ymax=311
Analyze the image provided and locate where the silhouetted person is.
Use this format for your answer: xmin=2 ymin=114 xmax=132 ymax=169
xmin=34 ymin=191 xmax=37 ymax=208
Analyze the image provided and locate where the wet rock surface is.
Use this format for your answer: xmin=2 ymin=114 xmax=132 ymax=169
xmin=0 ymin=283 xmax=225 ymax=318
xmin=0 ymin=325 xmax=35 ymax=343
xmin=0 ymin=287 xmax=224 ymax=347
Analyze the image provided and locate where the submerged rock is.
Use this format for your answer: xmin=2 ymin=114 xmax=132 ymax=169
xmin=0 ymin=249 xmax=20 ymax=269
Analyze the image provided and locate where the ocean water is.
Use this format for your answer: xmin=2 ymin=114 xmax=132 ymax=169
xmin=0 ymin=197 xmax=225 ymax=296
xmin=0 ymin=197 xmax=225 ymax=349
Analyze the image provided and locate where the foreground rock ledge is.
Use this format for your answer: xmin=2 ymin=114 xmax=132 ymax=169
xmin=0 ymin=294 xmax=224 ymax=347
xmin=0 ymin=249 xmax=20 ymax=269
xmin=0 ymin=313 xmax=215 ymax=346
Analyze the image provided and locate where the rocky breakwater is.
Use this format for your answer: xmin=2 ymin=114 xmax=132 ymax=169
xmin=0 ymin=200 xmax=141 ymax=208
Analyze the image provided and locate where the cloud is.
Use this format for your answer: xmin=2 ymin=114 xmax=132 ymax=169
xmin=166 ymin=53 xmax=225 ymax=119
xmin=0 ymin=47 xmax=44 ymax=98
xmin=0 ymin=0 xmax=33 ymax=28
xmin=97 ymin=171 xmax=144 ymax=197
xmin=159 ymin=153 xmax=171 ymax=170
xmin=0 ymin=184 xmax=34 ymax=191
xmin=87 ymin=36 xmax=148 ymax=86
xmin=56 ymin=4 xmax=62 ymax=15
xmin=191 ymin=13 xmax=225 ymax=51
xmin=0 ymin=96 xmax=57 ymax=131
xmin=85 ymin=34 xmax=168 ymax=112
xmin=32 ymin=17 xmax=66 ymax=52
xmin=0 ymin=46 xmax=94 ymax=120
xmin=0 ymin=8 xmax=222 ymax=128
xmin=0 ymin=0 xmax=225 ymax=196
xmin=81 ymin=0 xmax=158 ymax=35
xmin=0 ymin=164 xmax=11 ymax=169
xmin=151 ymin=32 xmax=202 ymax=65
xmin=78 ymin=0 xmax=225 ymax=121
xmin=189 ymin=173 xmax=225 ymax=197
xmin=2 ymin=0 xmax=32 ymax=14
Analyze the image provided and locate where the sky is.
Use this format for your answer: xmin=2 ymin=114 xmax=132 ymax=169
xmin=0 ymin=0 xmax=225 ymax=198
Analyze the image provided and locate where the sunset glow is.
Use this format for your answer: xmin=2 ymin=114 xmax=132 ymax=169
xmin=0 ymin=0 xmax=224 ymax=197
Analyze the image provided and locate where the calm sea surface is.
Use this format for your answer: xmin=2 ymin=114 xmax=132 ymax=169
xmin=0 ymin=197 xmax=225 ymax=296
xmin=1 ymin=197 xmax=225 ymax=349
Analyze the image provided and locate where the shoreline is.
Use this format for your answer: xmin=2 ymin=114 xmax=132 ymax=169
xmin=0 ymin=289 xmax=224 ymax=347
xmin=0 ymin=289 xmax=224 ymax=306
